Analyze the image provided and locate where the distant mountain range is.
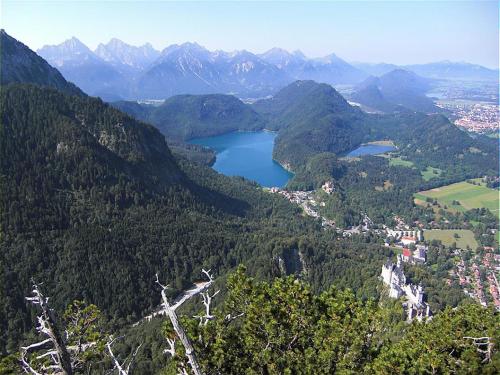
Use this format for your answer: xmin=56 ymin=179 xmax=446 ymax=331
xmin=36 ymin=37 xmax=498 ymax=101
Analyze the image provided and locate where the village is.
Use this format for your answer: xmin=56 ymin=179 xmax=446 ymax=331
xmin=450 ymin=246 xmax=500 ymax=311
xmin=267 ymin=183 xmax=336 ymax=229
xmin=266 ymin=182 xmax=500 ymax=315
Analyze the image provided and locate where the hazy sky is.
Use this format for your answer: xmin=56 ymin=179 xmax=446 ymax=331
xmin=1 ymin=0 xmax=499 ymax=68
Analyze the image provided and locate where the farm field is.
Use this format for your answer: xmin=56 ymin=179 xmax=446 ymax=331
xmin=423 ymin=229 xmax=479 ymax=249
xmin=414 ymin=179 xmax=499 ymax=216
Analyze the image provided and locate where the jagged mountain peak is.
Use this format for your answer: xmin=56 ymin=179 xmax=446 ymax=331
xmin=94 ymin=38 xmax=160 ymax=69
xmin=58 ymin=36 xmax=92 ymax=53
xmin=161 ymin=42 xmax=208 ymax=55
xmin=37 ymin=37 xmax=99 ymax=67
xmin=258 ymin=48 xmax=307 ymax=71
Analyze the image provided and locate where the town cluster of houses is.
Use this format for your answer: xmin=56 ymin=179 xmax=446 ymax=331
xmin=455 ymin=247 xmax=500 ymax=311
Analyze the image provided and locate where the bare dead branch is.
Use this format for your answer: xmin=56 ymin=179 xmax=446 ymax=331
xmin=20 ymin=348 xmax=42 ymax=375
xmin=164 ymin=338 xmax=176 ymax=357
xmin=23 ymin=282 xmax=73 ymax=375
xmin=463 ymin=336 xmax=493 ymax=363
xmin=194 ymin=290 xmax=220 ymax=326
xmin=106 ymin=336 xmax=141 ymax=375
xmin=157 ymin=274 xmax=205 ymax=375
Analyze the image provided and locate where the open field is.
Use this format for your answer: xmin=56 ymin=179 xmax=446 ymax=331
xmin=389 ymin=157 xmax=414 ymax=168
xmin=377 ymin=153 xmax=415 ymax=168
xmin=414 ymin=179 xmax=499 ymax=216
xmin=421 ymin=166 xmax=442 ymax=181
xmin=423 ymin=229 xmax=479 ymax=249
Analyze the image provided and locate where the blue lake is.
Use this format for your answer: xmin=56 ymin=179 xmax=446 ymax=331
xmin=347 ymin=144 xmax=396 ymax=157
xmin=189 ymin=131 xmax=293 ymax=187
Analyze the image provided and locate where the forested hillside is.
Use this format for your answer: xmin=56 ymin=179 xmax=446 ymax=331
xmin=253 ymin=81 xmax=498 ymax=178
xmin=113 ymin=94 xmax=267 ymax=140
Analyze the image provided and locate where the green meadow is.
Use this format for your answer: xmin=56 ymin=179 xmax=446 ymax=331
xmin=415 ymin=179 xmax=499 ymax=217
xmin=423 ymin=229 xmax=479 ymax=249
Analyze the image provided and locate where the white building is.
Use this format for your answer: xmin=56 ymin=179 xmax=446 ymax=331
xmin=381 ymin=255 xmax=432 ymax=321
xmin=387 ymin=229 xmax=423 ymax=242
xmin=321 ymin=181 xmax=335 ymax=194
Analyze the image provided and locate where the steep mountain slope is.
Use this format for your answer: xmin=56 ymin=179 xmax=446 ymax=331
xmin=254 ymin=80 xmax=357 ymax=125
xmin=112 ymin=94 xmax=267 ymax=140
xmin=0 ymin=30 xmax=83 ymax=95
xmin=1 ymin=84 xmax=399 ymax=358
xmin=351 ymin=69 xmax=439 ymax=113
xmin=36 ymin=38 xmax=371 ymax=100
xmin=0 ymin=37 xmax=310 ymax=352
xmin=38 ymin=37 xmax=127 ymax=100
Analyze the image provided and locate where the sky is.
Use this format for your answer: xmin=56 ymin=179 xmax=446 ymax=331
xmin=1 ymin=0 xmax=498 ymax=68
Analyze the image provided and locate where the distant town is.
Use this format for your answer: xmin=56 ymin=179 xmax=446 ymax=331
xmin=437 ymin=101 xmax=499 ymax=134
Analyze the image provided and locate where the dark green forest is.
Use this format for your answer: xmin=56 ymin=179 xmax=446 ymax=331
xmin=112 ymin=94 xmax=266 ymax=141
xmin=0 ymin=84 xmax=403 ymax=357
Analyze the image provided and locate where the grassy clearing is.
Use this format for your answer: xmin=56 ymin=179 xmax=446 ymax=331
xmin=424 ymin=229 xmax=479 ymax=249
xmin=377 ymin=153 xmax=415 ymax=168
xmin=421 ymin=166 xmax=442 ymax=181
xmin=414 ymin=179 xmax=499 ymax=218
xmin=389 ymin=157 xmax=415 ymax=168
